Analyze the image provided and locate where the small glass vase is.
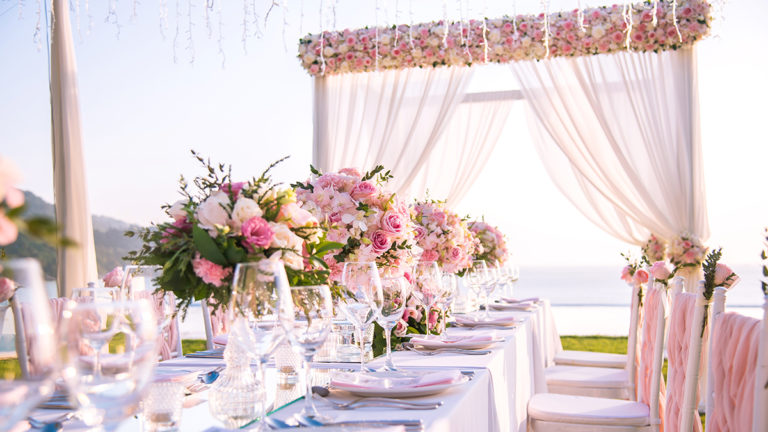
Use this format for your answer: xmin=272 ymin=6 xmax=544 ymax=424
xmin=274 ymin=341 xmax=301 ymax=384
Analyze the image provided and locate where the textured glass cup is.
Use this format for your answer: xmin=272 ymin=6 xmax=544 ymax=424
xmin=142 ymin=381 xmax=184 ymax=432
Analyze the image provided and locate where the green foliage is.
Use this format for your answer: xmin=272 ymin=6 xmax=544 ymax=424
xmin=702 ymin=248 xmax=724 ymax=300
xmin=762 ymin=228 xmax=768 ymax=296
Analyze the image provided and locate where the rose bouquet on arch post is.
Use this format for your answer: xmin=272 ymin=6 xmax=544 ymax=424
xmin=292 ymin=165 xmax=421 ymax=354
xmin=669 ymin=233 xmax=708 ymax=291
xmin=127 ymin=152 xmax=340 ymax=314
xmin=468 ymin=220 xmax=509 ymax=266
xmin=411 ymin=200 xmax=478 ymax=276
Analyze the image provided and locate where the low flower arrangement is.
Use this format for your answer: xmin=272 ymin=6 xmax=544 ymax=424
xmin=411 ymin=200 xmax=478 ymax=275
xmin=649 ymin=260 xmax=676 ymax=286
xmin=293 ymin=165 xmax=420 ymax=282
xmin=128 ymin=153 xmax=338 ymax=313
xmin=669 ymin=233 xmax=707 ymax=270
xmin=469 ymin=221 xmax=509 ymax=266
xmin=298 ymin=0 xmax=711 ymax=76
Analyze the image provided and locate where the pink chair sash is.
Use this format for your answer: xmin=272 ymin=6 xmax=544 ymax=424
xmin=135 ymin=291 xmax=180 ymax=361
xmin=639 ymin=285 xmax=666 ymax=431
xmin=707 ymin=312 xmax=761 ymax=432
xmin=208 ymin=302 xmax=228 ymax=338
xmin=665 ymin=293 xmax=705 ymax=432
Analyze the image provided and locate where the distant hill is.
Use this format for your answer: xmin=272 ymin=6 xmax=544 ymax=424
xmin=2 ymin=191 xmax=144 ymax=280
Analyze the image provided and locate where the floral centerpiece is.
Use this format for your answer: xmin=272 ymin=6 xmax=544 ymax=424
xmin=128 ymin=153 xmax=337 ymax=313
xmin=620 ymin=254 xmax=649 ymax=288
xmin=669 ymin=234 xmax=707 ymax=269
xmin=468 ymin=221 xmax=509 ymax=266
xmin=641 ymin=234 xmax=666 ymax=263
xmin=293 ymin=166 xmax=420 ymax=281
xmin=411 ymin=200 xmax=478 ymax=275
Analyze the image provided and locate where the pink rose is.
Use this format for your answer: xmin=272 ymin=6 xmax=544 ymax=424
xmin=421 ymin=249 xmax=439 ymax=262
xmin=429 ymin=211 xmax=447 ymax=225
xmin=220 ymin=182 xmax=246 ymax=197
xmin=350 ymin=181 xmax=377 ymax=200
xmin=338 ymin=168 xmax=362 ymax=178
xmin=393 ymin=319 xmax=408 ymax=337
xmin=369 ymin=230 xmax=392 ymax=254
xmin=0 ymin=277 xmax=16 ymax=302
xmin=102 ymin=266 xmax=126 ymax=288
xmin=414 ymin=226 xmax=427 ymax=242
xmin=650 ymin=261 xmax=673 ymax=281
xmin=620 ymin=265 xmax=633 ymax=283
xmin=380 ymin=211 xmax=405 ymax=235
xmin=633 ymin=269 xmax=649 ymax=285
xmin=447 ymin=247 xmax=463 ymax=263
xmin=714 ymin=263 xmax=739 ymax=288
xmin=4 ymin=188 xmax=24 ymax=209
xmin=402 ymin=306 xmax=422 ymax=323
xmin=0 ymin=214 xmax=19 ymax=246
xmin=278 ymin=202 xmax=317 ymax=227
xmin=683 ymin=250 xmax=697 ymax=264
xmin=192 ymin=253 xmax=232 ymax=287
xmin=241 ymin=216 xmax=274 ymax=252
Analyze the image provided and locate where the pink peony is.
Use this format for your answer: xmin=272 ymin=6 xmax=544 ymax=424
xmin=421 ymin=249 xmax=439 ymax=262
xmin=369 ymin=230 xmax=392 ymax=254
xmin=414 ymin=226 xmax=427 ymax=242
xmin=633 ymin=269 xmax=649 ymax=285
xmin=380 ymin=211 xmax=406 ymax=235
xmin=650 ymin=261 xmax=673 ymax=281
xmin=350 ymin=181 xmax=377 ymax=200
xmin=0 ymin=277 xmax=16 ymax=302
xmin=714 ymin=263 xmax=739 ymax=288
xmin=102 ymin=266 xmax=126 ymax=288
xmin=620 ymin=265 xmax=633 ymax=283
xmin=278 ymin=202 xmax=317 ymax=227
xmin=220 ymin=182 xmax=246 ymax=197
xmin=338 ymin=168 xmax=362 ymax=178
xmin=241 ymin=216 xmax=274 ymax=252
xmin=447 ymin=247 xmax=463 ymax=263
xmin=402 ymin=306 xmax=422 ymax=323
xmin=192 ymin=253 xmax=232 ymax=287
xmin=4 ymin=188 xmax=24 ymax=209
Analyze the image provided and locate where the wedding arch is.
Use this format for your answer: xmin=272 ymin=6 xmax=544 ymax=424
xmin=303 ymin=0 xmax=711 ymax=249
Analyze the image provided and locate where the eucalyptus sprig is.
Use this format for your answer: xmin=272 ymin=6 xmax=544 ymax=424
xmin=702 ymin=248 xmax=723 ymax=301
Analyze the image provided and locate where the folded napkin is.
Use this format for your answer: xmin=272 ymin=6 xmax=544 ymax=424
xmin=152 ymin=368 xmax=202 ymax=384
xmin=454 ymin=315 xmax=519 ymax=326
xmin=212 ymin=334 xmax=228 ymax=346
xmin=410 ymin=335 xmax=494 ymax=346
xmin=331 ymin=370 xmax=463 ymax=390
xmin=501 ymin=297 xmax=540 ymax=304
xmin=489 ymin=302 xmax=537 ymax=311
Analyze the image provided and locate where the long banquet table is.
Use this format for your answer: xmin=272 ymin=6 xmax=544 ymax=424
xmin=25 ymin=302 xmax=560 ymax=432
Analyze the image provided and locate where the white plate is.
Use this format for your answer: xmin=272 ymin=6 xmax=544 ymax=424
xmin=331 ymin=371 xmax=469 ymax=398
xmin=489 ymin=302 xmax=537 ymax=311
xmin=410 ymin=336 xmax=503 ymax=350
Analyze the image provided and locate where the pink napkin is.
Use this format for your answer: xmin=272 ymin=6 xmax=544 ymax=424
xmin=410 ymin=335 xmax=494 ymax=346
xmin=454 ymin=315 xmax=519 ymax=326
xmin=501 ymin=297 xmax=540 ymax=304
xmin=331 ymin=370 xmax=463 ymax=390
xmin=153 ymin=368 xmax=202 ymax=384
xmin=212 ymin=334 xmax=228 ymax=346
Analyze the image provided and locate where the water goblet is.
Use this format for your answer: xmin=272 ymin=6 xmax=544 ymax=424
xmin=0 ymin=259 xmax=58 ymax=432
xmin=339 ymin=262 xmax=383 ymax=372
xmin=62 ymin=299 xmax=158 ymax=431
xmin=410 ymin=261 xmax=442 ymax=336
xmin=282 ymin=285 xmax=333 ymax=421
xmin=376 ymin=276 xmax=409 ymax=370
xmin=467 ymin=261 xmax=491 ymax=320
xmin=437 ymin=273 xmax=458 ymax=338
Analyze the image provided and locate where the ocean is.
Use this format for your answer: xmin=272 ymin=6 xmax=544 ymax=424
xmin=2 ymin=265 xmax=764 ymax=355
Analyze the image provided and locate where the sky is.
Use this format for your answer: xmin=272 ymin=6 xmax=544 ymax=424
xmin=1 ymin=0 xmax=767 ymax=284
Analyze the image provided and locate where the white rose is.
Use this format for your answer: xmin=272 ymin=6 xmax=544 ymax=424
xmin=230 ymin=197 xmax=263 ymax=232
xmin=282 ymin=251 xmax=304 ymax=270
xmin=196 ymin=191 xmax=230 ymax=234
xmin=592 ymin=25 xmax=606 ymax=39
xmin=323 ymin=46 xmax=335 ymax=57
xmin=269 ymin=222 xmax=304 ymax=252
xmin=488 ymin=29 xmax=501 ymax=43
xmin=168 ymin=199 xmax=188 ymax=221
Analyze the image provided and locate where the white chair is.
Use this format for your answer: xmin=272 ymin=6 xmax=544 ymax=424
xmin=554 ymin=281 xmax=643 ymax=369
xmin=134 ymin=290 xmax=183 ymax=360
xmin=527 ymin=283 xmax=669 ymax=431
xmin=705 ymin=290 xmax=768 ymax=432
xmin=201 ymin=298 xmax=228 ymax=350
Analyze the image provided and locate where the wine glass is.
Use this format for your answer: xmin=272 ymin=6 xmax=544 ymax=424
xmin=72 ymin=285 xmax=119 ymax=303
xmin=0 ymin=259 xmax=58 ymax=432
xmin=467 ymin=261 xmax=491 ymax=319
xmin=227 ymin=260 xmax=291 ymax=429
xmin=62 ymin=299 xmax=158 ymax=431
xmin=282 ymin=285 xmax=333 ymax=420
xmin=437 ymin=273 xmax=458 ymax=338
xmin=409 ymin=261 xmax=442 ymax=337
xmin=339 ymin=262 xmax=383 ymax=372
xmin=376 ymin=276 xmax=409 ymax=371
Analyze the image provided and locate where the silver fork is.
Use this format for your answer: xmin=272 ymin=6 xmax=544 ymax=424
xmin=323 ymin=397 xmax=442 ymax=410
xmin=403 ymin=344 xmax=491 ymax=356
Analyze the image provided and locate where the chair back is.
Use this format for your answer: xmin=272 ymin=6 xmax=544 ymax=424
xmin=705 ymin=291 xmax=766 ymax=432
xmin=133 ymin=291 xmax=182 ymax=360
xmin=666 ymin=281 xmax=710 ymax=432
xmin=637 ymin=282 xmax=669 ymax=431
xmin=201 ymin=298 xmax=229 ymax=350
xmin=626 ymin=281 xmax=644 ymax=401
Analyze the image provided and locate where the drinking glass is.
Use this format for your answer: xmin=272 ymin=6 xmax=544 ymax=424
xmin=282 ymin=285 xmax=333 ymax=420
xmin=467 ymin=260 xmax=491 ymax=320
xmin=484 ymin=265 xmax=501 ymax=306
xmin=437 ymin=273 xmax=458 ymax=338
xmin=229 ymin=260 xmax=291 ymax=428
xmin=122 ymin=265 xmax=162 ymax=302
xmin=0 ymin=259 xmax=58 ymax=432
xmin=339 ymin=262 xmax=383 ymax=371
xmin=376 ymin=276 xmax=409 ymax=371
xmin=409 ymin=261 xmax=442 ymax=337
xmin=62 ymin=300 xmax=158 ymax=431
xmin=72 ymin=285 xmax=119 ymax=303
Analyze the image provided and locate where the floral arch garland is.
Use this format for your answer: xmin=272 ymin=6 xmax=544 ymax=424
xmin=298 ymin=0 xmax=711 ymax=76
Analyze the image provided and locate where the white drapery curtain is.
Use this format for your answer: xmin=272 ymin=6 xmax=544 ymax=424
xmin=511 ymin=48 xmax=708 ymax=245
xmin=405 ymin=92 xmax=514 ymax=206
xmin=51 ymin=0 xmax=98 ymax=296
xmin=313 ymin=67 xmax=473 ymax=195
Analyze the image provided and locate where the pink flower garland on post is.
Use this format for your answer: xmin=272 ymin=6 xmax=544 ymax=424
xmin=468 ymin=221 xmax=509 ymax=266
xmin=411 ymin=200 xmax=478 ymax=276
xmin=298 ymin=0 xmax=711 ymax=76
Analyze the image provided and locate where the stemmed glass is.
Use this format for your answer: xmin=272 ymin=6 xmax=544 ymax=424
xmin=339 ymin=262 xmax=383 ymax=372
xmin=409 ymin=261 xmax=442 ymax=337
xmin=62 ymin=299 xmax=158 ymax=431
xmin=467 ymin=261 xmax=492 ymax=319
xmin=437 ymin=273 xmax=458 ymax=338
xmin=227 ymin=260 xmax=291 ymax=429
xmin=0 ymin=259 xmax=58 ymax=432
xmin=376 ymin=276 xmax=409 ymax=371
xmin=282 ymin=285 xmax=333 ymax=420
